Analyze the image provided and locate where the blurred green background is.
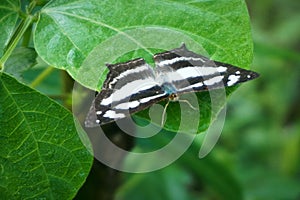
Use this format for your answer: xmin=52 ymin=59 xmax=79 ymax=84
xmin=23 ymin=0 xmax=300 ymax=199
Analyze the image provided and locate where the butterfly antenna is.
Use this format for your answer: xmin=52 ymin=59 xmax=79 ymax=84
xmin=178 ymin=99 xmax=197 ymax=110
xmin=161 ymin=100 xmax=170 ymax=127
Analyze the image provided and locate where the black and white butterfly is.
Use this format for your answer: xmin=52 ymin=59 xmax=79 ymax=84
xmin=85 ymin=44 xmax=259 ymax=127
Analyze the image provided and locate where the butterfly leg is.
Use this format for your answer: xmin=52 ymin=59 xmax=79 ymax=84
xmin=161 ymin=100 xmax=170 ymax=127
xmin=178 ymin=99 xmax=197 ymax=110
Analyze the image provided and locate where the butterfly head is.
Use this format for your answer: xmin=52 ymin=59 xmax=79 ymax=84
xmin=169 ymin=93 xmax=179 ymax=101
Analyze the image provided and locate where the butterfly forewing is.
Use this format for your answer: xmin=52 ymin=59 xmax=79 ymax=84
xmin=154 ymin=44 xmax=259 ymax=94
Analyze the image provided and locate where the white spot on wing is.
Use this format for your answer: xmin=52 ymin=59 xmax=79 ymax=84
xmin=96 ymin=111 xmax=102 ymax=115
xmin=115 ymin=101 xmax=140 ymax=110
xmin=101 ymin=96 xmax=112 ymax=106
xmin=178 ymin=81 xmax=204 ymax=92
xmin=203 ymin=76 xmax=224 ymax=86
xmin=96 ymin=119 xmax=100 ymax=123
xmin=103 ymin=110 xmax=126 ymax=119
xmin=227 ymin=75 xmax=240 ymax=86
xmin=113 ymin=93 xmax=167 ymax=110
xmin=217 ymin=66 xmax=227 ymax=72
xmin=157 ymin=57 xmax=205 ymax=67
xmin=139 ymin=93 xmax=167 ymax=103
xmin=192 ymin=82 xmax=204 ymax=88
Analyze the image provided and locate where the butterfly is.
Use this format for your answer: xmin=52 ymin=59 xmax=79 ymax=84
xmin=85 ymin=44 xmax=259 ymax=127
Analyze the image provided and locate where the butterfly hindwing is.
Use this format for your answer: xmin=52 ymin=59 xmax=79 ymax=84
xmin=86 ymin=58 xmax=168 ymax=126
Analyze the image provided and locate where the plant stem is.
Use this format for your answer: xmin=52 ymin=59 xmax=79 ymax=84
xmin=61 ymin=71 xmax=74 ymax=110
xmin=30 ymin=67 xmax=55 ymax=88
xmin=0 ymin=15 xmax=34 ymax=71
xmin=22 ymin=24 xmax=33 ymax=47
xmin=27 ymin=1 xmax=37 ymax=14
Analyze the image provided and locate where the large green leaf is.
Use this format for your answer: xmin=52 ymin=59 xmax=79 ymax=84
xmin=35 ymin=0 xmax=253 ymax=89
xmin=34 ymin=0 xmax=253 ymax=134
xmin=0 ymin=0 xmax=19 ymax=57
xmin=0 ymin=73 xmax=93 ymax=199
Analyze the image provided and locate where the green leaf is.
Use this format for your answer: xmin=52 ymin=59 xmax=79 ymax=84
xmin=4 ymin=47 xmax=37 ymax=80
xmin=34 ymin=0 xmax=253 ymax=134
xmin=0 ymin=73 xmax=93 ymax=199
xmin=35 ymin=0 xmax=253 ymax=89
xmin=0 ymin=0 xmax=19 ymax=57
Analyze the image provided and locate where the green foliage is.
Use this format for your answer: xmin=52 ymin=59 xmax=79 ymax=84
xmin=0 ymin=1 xmax=94 ymax=199
xmin=0 ymin=0 xmax=19 ymax=58
xmin=2 ymin=0 xmax=296 ymax=200
xmin=34 ymin=0 xmax=253 ymax=89
xmin=0 ymin=73 xmax=92 ymax=199
xmin=34 ymin=0 xmax=252 ymax=134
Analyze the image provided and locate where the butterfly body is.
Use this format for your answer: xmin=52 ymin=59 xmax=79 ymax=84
xmin=85 ymin=44 xmax=259 ymax=127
